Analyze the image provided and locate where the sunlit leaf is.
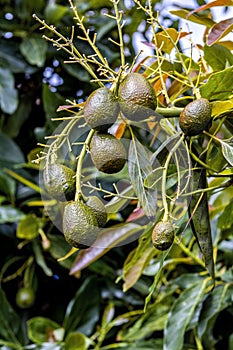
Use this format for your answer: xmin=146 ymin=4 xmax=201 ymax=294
xmin=17 ymin=214 xmax=40 ymax=240
xmin=200 ymin=66 xmax=233 ymax=100
xmin=164 ymin=279 xmax=208 ymax=350
xmin=187 ymin=0 xmax=233 ymax=17
xmin=211 ymin=98 xmax=233 ymax=116
xmin=221 ymin=139 xmax=233 ymax=166
xmin=207 ymin=18 xmax=233 ymax=46
xmin=154 ymin=28 xmax=186 ymax=54
xmin=170 ymin=10 xmax=215 ymax=27
xmin=128 ymin=137 xmax=157 ymax=220
xmin=217 ymin=199 xmax=233 ymax=229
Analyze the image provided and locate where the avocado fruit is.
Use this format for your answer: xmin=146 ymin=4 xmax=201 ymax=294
xmin=118 ymin=73 xmax=157 ymax=120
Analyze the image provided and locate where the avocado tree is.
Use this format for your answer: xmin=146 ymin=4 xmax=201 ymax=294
xmin=0 ymin=0 xmax=233 ymax=349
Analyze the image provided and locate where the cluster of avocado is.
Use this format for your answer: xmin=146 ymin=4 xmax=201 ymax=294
xmin=84 ymin=72 xmax=157 ymax=174
xmin=43 ymin=163 xmax=107 ymax=248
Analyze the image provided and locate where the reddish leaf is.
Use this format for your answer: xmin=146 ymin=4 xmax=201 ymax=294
xmin=187 ymin=0 xmax=233 ymax=17
xmin=70 ymin=223 xmax=143 ymax=275
xmin=207 ymin=18 xmax=233 ymax=46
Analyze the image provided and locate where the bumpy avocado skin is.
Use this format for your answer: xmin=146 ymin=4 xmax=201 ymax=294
xmin=90 ymin=133 xmax=127 ymax=174
xmin=118 ymin=73 xmax=157 ymax=120
xmin=152 ymin=221 xmax=174 ymax=251
xmin=86 ymin=196 xmax=107 ymax=227
xmin=179 ymin=98 xmax=212 ymax=136
xmin=84 ymin=87 xmax=119 ymax=131
xmin=43 ymin=164 xmax=76 ymax=202
xmin=63 ymin=201 xmax=99 ymax=249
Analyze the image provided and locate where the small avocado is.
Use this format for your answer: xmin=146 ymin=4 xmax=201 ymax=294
xmin=86 ymin=196 xmax=107 ymax=227
xmin=90 ymin=132 xmax=127 ymax=174
xmin=118 ymin=73 xmax=157 ymax=120
xmin=63 ymin=200 xmax=99 ymax=249
xmin=179 ymin=98 xmax=212 ymax=136
xmin=84 ymin=87 xmax=119 ymax=131
xmin=43 ymin=163 xmax=76 ymax=202
xmin=152 ymin=221 xmax=174 ymax=251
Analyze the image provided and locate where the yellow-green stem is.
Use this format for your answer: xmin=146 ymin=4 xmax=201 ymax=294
xmin=75 ymin=129 xmax=95 ymax=201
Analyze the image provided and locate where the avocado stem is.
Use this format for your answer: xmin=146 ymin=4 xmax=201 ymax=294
xmin=75 ymin=129 xmax=95 ymax=201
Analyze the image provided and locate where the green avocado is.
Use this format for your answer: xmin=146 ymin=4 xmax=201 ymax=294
xmin=90 ymin=132 xmax=127 ymax=174
xmin=86 ymin=196 xmax=107 ymax=227
xmin=63 ymin=200 xmax=99 ymax=249
xmin=43 ymin=163 xmax=76 ymax=202
xmin=84 ymin=87 xmax=119 ymax=131
xmin=179 ymin=98 xmax=212 ymax=136
xmin=118 ymin=73 xmax=157 ymax=120
xmin=152 ymin=221 xmax=174 ymax=251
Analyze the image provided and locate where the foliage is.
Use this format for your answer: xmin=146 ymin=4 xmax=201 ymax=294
xmin=0 ymin=0 xmax=233 ymax=349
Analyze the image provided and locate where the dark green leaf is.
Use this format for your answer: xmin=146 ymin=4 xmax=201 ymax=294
xmin=164 ymin=279 xmax=208 ymax=350
xmin=42 ymin=84 xmax=65 ymax=127
xmin=198 ymin=284 xmax=233 ymax=338
xmin=61 ymin=63 xmax=90 ymax=81
xmin=0 ymin=68 xmax=18 ymax=114
xmin=0 ymin=206 xmax=25 ymax=223
xmin=0 ymin=131 xmax=25 ymax=164
xmin=128 ymin=137 xmax=157 ymax=220
xmin=45 ymin=4 xmax=68 ymax=24
xmin=204 ymin=44 xmax=233 ymax=71
xmin=0 ymin=288 xmax=26 ymax=344
xmin=32 ymin=241 xmax=53 ymax=276
xmin=200 ymin=66 xmax=233 ymax=100
xmin=63 ymin=276 xmax=101 ymax=336
xmin=0 ymin=169 xmax=16 ymax=200
xmin=20 ymin=35 xmax=48 ymax=67
xmin=27 ymin=317 xmax=63 ymax=344
xmin=0 ymin=40 xmax=37 ymax=74
xmin=188 ymin=166 xmax=215 ymax=280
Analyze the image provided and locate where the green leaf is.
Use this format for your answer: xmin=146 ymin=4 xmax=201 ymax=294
xmin=27 ymin=317 xmax=63 ymax=344
xmin=20 ymin=35 xmax=48 ymax=67
xmin=128 ymin=137 xmax=157 ymax=219
xmin=217 ymin=199 xmax=233 ymax=229
xmin=164 ymin=279 xmax=208 ymax=350
xmin=0 ymin=288 xmax=26 ymax=344
xmin=63 ymin=276 xmax=101 ymax=336
xmin=118 ymin=302 xmax=170 ymax=341
xmin=122 ymin=223 xmax=154 ymax=291
xmin=42 ymin=84 xmax=65 ymax=127
xmin=45 ymin=3 xmax=68 ymax=24
xmin=70 ymin=223 xmax=143 ymax=275
xmin=204 ymin=44 xmax=233 ymax=71
xmin=0 ymin=68 xmax=18 ymax=114
xmin=170 ymin=10 xmax=215 ymax=27
xmin=189 ymin=166 xmax=215 ymax=280
xmin=198 ymin=284 xmax=233 ymax=338
xmin=32 ymin=241 xmax=53 ymax=276
xmin=220 ymin=139 xmax=233 ymax=166
xmin=64 ymin=332 xmax=88 ymax=350
xmin=16 ymin=214 xmax=40 ymax=240
xmin=200 ymin=66 xmax=233 ymax=101
xmin=0 ymin=169 xmax=16 ymax=201
xmin=0 ymin=206 xmax=25 ymax=223
xmin=0 ymin=131 xmax=25 ymax=164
